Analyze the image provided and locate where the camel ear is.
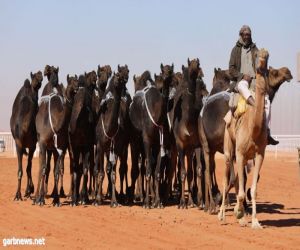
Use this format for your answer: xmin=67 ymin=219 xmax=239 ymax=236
xmin=98 ymin=65 xmax=101 ymax=70
xmin=133 ymin=74 xmax=136 ymax=82
xmin=67 ymin=74 xmax=70 ymax=82
xmin=118 ymin=64 xmax=120 ymax=71
xmin=30 ymin=72 xmax=34 ymax=80
xmin=214 ymin=68 xmax=217 ymax=74
xmin=182 ymin=65 xmax=185 ymax=71
xmin=154 ymin=73 xmax=157 ymax=80
xmin=75 ymin=74 xmax=78 ymax=79
xmin=56 ymin=67 xmax=59 ymax=73
xmin=160 ymin=63 xmax=163 ymax=72
xmin=125 ymin=64 xmax=128 ymax=69
xmin=187 ymin=58 xmax=190 ymax=66
xmin=197 ymin=58 xmax=200 ymax=65
xmin=171 ymin=63 xmax=174 ymax=71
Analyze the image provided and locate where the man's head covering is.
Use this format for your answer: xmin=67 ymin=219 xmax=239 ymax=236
xmin=239 ymin=25 xmax=252 ymax=36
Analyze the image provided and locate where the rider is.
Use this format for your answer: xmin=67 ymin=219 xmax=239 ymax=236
xmin=229 ymin=25 xmax=279 ymax=145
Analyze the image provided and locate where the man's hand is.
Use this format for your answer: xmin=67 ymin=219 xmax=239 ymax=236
xmin=243 ymin=74 xmax=252 ymax=83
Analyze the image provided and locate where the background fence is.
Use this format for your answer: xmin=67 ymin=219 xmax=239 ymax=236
xmin=1 ymin=132 xmax=299 ymax=158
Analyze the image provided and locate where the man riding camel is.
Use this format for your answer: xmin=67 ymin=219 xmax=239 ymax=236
xmin=229 ymin=25 xmax=279 ymax=145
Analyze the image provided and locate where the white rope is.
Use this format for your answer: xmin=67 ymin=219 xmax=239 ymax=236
xmin=39 ymin=87 xmax=64 ymax=154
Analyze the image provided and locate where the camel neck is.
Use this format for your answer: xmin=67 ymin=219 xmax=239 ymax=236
xmin=250 ymin=73 xmax=266 ymax=140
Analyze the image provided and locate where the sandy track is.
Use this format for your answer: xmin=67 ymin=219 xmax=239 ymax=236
xmin=0 ymin=152 xmax=299 ymax=249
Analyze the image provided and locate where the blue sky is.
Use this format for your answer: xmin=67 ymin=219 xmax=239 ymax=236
xmin=0 ymin=0 xmax=299 ymax=133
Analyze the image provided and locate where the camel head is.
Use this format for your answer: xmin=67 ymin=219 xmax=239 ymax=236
xmin=97 ymin=65 xmax=112 ymax=91
xmin=66 ymin=74 xmax=79 ymax=101
xmin=268 ymin=66 xmax=293 ymax=87
xmin=49 ymin=66 xmax=59 ymax=87
xmin=267 ymin=66 xmax=293 ymax=102
xmin=196 ymin=77 xmax=209 ymax=97
xmin=256 ymin=49 xmax=269 ymax=74
xmin=30 ymin=71 xmax=43 ymax=91
xmin=160 ymin=63 xmax=174 ymax=82
xmin=212 ymin=68 xmax=231 ymax=87
xmin=154 ymin=73 xmax=164 ymax=91
xmin=117 ymin=64 xmax=129 ymax=85
xmin=187 ymin=58 xmax=200 ymax=80
xmin=84 ymin=70 xmax=97 ymax=90
xmin=134 ymin=71 xmax=153 ymax=92
xmin=112 ymin=71 xmax=126 ymax=94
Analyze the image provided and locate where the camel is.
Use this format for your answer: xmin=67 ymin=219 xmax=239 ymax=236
xmin=69 ymin=71 xmax=97 ymax=206
xmin=10 ymin=71 xmax=43 ymax=200
xmin=35 ymin=67 xmax=78 ymax=206
xmin=219 ymin=48 xmax=278 ymax=228
xmin=129 ymin=66 xmax=171 ymax=208
xmin=198 ymin=65 xmax=293 ymax=212
xmin=86 ymin=65 xmax=112 ymax=196
xmin=43 ymin=66 xmax=67 ymax=198
xmin=172 ymin=58 xmax=207 ymax=208
xmin=94 ymin=65 xmax=129 ymax=207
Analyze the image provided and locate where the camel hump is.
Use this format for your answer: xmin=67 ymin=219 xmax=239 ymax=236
xmin=23 ymin=79 xmax=31 ymax=88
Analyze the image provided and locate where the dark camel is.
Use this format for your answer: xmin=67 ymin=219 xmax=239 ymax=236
xmin=35 ymin=67 xmax=78 ymax=206
xmin=171 ymin=58 xmax=208 ymax=208
xmin=129 ymin=67 xmax=170 ymax=208
xmin=94 ymin=65 xmax=129 ymax=207
xmin=88 ymin=65 xmax=112 ymax=195
xmin=69 ymin=71 xmax=97 ymax=206
xmin=10 ymin=71 xmax=43 ymax=200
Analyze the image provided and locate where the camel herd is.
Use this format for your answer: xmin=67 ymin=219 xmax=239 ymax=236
xmin=10 ymin=49 xmax=293 ymax=228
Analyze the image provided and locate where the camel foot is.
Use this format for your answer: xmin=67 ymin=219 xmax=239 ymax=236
xmin=14 ymin=191 xmax=23 ymax=201
xmin=52 ymin=197 xmax=61 ymax=207
xmin=110 ymin=200 xmax=120 ymax=208
xmin=93 ymin=195 xmax=103 ymax=206
xmin=234 ymin=204 xmax=245 ymax=220
xmin=24 ymin=184 xmax=34 ymax=198
xmin=153 ymin=199 xmax=164 ymax=209
xmin=218 ymin=207 xmax=226 ymax=221
xmin=238 ymin=217 xmax=248 ymax=227
xmin=59 ymin=187 xmax=66 ymax=198
xmin=178 ymin=199 xmax=187 ymax=209
xmin=252 ymin=218 xmax=263 ymax=229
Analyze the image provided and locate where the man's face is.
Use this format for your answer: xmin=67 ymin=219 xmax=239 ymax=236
xmin=241 ymin=32 xmax=251 ymax=46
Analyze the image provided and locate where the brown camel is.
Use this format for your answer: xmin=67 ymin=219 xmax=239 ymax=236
xmin=10 ymin=71 xmax=43 ymax=200
xmin=220 ymin=48 xmax=270 ymax=228
xmin=172 ymin=58 xmax=204 ymax=208
xmin=35 ymin=67 xmax=78 ymax=206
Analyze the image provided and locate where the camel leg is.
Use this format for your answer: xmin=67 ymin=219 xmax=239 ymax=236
xmin=52 ymin=150 xmax=62 ymax=207
xmin=119 ymin=147 xmax=128 ymax=203
xmin=24 ymin=146 xmax=35 ymax=198
xmin=153 ymin=148 xmax=163 ymax=208
xmin=218 ymin=137 xmax=233 ymax=221
xmin=58 ymin=153 xmax=66 ymax=198
xmin=80 ymin=149 xmax=90 ymax=205
xmin=14 ymin=144 xmax=23 ymax=201
xmin=178 ymin=149 xmax=187 ymax=209
xmin=195 ymin=148 xmax=204 ymax=208
xmin=250 ymin=152 xmax=264 ymax=229
xmin=88 ymin=146 xmax=95 ymax=196
xmin=235 ymin=152 xmax=247 ymax=226
xmin=129 ymin=142 xmax=140 ymax=202
xmin=165 ymin=144 xmax=177 ymax=203
xmin=71 ymin=149 xmax=79 ymax=206
xmin=45 ymin=150 xmax=52 ymax=196
xmin=67 ymin=148 xmax=74 ymax=199
xmin=94 ymin=144 xmax=104 ymax=206
xmin=110 ymin=156 xmax=119 ymax=208
xmin=187 ymin=151 xmax=195 ymax=208
xmin=143 ymin=142 xmax=151 ymax=209
xmin=35 ymin=143 xmax=46 ymax=206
